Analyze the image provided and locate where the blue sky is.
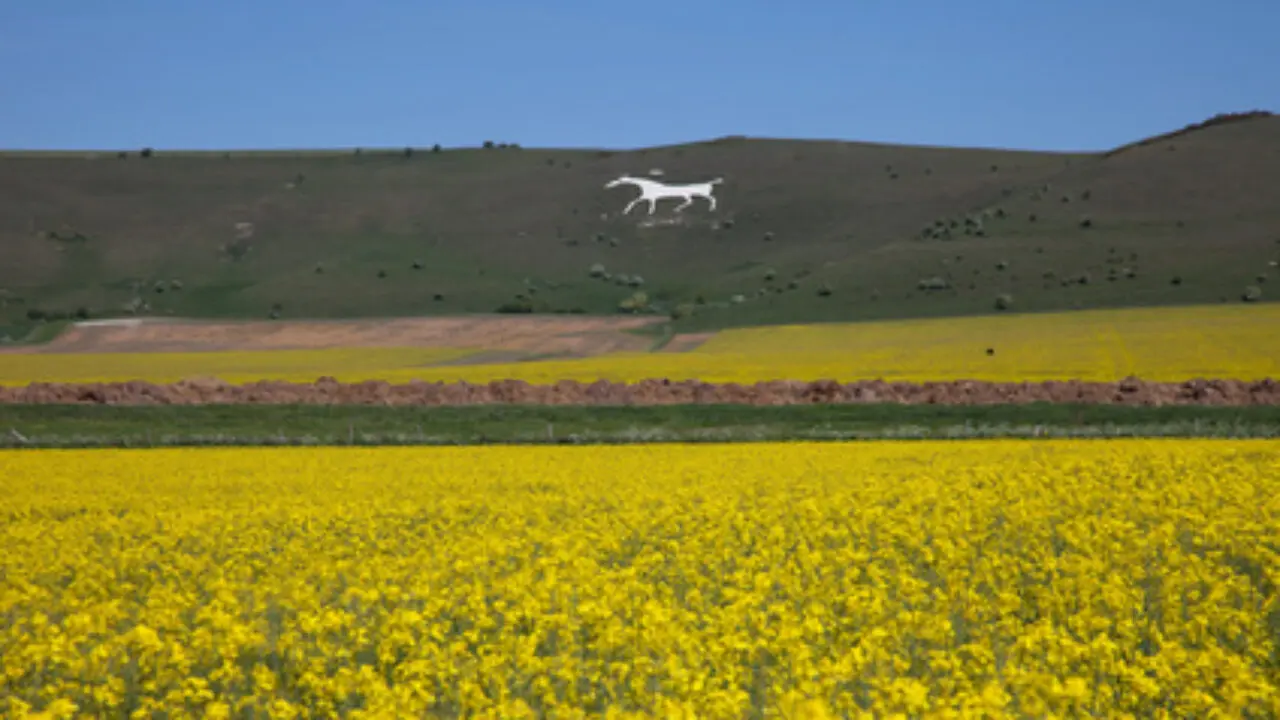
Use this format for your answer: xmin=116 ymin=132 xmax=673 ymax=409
xmin=1 ymin=1 xmax=1275 ymax=152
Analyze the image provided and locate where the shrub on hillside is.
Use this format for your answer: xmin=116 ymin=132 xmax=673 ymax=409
xmin=221 ymin=239 xmax=252 ymax=262
xmin=495 ymin=301 xmax=534 ymax=314
xmin=994 ymin=293 xmax=1013 ymax=310
xmin=1242 ymin=285 xmax=1263 ymax=302
xmin=589 ymin=263 xmax=606 ymax=278
xmin=140 ymin=148 xmax=153 ymax=158
xmin=617 ymin=291 xmax=650 ymax=313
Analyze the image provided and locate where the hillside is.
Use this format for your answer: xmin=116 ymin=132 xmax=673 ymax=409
xmin=1 ymin=113 xmax=1277 ymax=337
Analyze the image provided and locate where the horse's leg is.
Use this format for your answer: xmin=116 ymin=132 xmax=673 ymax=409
xmin=647 ymin=197 xmax=659 ymax=215
xmin=673 ymin=195 xmax=693 ymax=213
xmin=622 ymin=197 xmax=641 ymax=215
xmin=705 ymin=193 xmax=717 ymax=212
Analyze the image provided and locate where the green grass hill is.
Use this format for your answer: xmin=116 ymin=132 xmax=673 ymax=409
xmin=1 ymin=111 xmax=1276 ymax=337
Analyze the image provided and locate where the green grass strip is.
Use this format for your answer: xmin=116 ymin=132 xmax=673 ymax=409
xmin=0 ymin=403 xmax=1277 ymax=448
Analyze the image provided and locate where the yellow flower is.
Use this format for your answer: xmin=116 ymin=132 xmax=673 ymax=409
xmin=2 ymin=440 xmax=1278 ymax=716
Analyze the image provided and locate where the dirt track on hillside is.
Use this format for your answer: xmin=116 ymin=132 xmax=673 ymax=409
xmin=2 ymin=377 xmax=1277 ymax=406
xmin=4 ymin=316 xmax=667 ymax=355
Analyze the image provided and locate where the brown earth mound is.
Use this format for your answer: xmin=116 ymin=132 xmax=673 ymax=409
xmin=7 ymin=316 xmax=667 ymax=355
xmin=2 ymin=376 xmax=1277 ymax=406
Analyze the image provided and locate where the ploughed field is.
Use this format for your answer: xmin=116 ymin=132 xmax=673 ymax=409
xmin=2 ymin=440 xmax=1278 ymax=717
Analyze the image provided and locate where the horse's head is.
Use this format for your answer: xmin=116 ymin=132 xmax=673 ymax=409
xmin=604 ymin=176 xmax=637 ymax=189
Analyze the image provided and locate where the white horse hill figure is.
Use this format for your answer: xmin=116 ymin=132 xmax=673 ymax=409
xmin=604 ymin=175 xmax=723 ymax=215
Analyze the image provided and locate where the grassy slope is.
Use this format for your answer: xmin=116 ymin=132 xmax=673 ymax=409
xmin=2 ymin=404 xmax=1278 ymax=448
xmin=1 ymin=114 xmax=1277 ymax=336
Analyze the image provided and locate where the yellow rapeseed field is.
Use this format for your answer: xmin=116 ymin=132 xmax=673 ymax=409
xmin=2 ymin=440 xmax=1278 ymax=718
xmin=0 ymin=347 xmax=473 ymax=387
xmin=401 ymin=303 xmax=1280 ymax=385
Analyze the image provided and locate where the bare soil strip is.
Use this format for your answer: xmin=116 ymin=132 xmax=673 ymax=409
xmin=6 ymin=316 xmax=669 ymax=355
xmin=3 ymin=377 xmax=1276 ymax=406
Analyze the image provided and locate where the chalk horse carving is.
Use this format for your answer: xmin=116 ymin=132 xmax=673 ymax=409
xmin=604 ymin=175 xmax=723 ymax=215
